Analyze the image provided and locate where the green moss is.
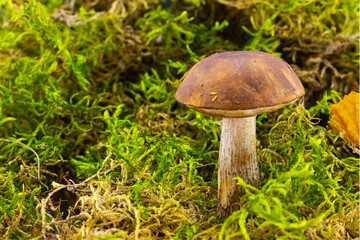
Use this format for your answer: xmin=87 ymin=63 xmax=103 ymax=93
xmin=0 ymin=0 xmax=358 ymax=239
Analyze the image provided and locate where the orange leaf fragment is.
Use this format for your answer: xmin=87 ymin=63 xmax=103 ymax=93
xmin=328 ymin=91 xmax=359 ymax=147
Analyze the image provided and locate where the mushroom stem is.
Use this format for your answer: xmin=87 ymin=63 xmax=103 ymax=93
xmin=217 ymin=116 xmax=260 ymax=219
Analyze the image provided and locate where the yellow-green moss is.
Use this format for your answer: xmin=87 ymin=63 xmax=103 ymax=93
xmin=0 ymin=0 xmax=358 ymax=239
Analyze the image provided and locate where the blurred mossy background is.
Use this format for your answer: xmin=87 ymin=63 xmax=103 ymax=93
xmin=0 ymin=0 xmax=358 ymax=239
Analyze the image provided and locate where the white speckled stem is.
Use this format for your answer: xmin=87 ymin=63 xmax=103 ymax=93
xmin=217 ymin=117 xmax=261 ymax=219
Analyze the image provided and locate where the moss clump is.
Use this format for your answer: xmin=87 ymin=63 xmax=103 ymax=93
xmin=0 ymin=0 xmax=358 ymax=239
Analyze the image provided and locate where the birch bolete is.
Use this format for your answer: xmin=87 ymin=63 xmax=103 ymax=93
xmin=175 ymin=51 xmax=305 ymax=219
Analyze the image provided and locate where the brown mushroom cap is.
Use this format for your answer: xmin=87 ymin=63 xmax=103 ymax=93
xmin=175 ymin=51 xmax=305 ymax=118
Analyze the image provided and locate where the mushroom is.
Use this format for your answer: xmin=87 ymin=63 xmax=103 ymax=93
xmin=175 ymin=51 xmax=305 ymax=219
